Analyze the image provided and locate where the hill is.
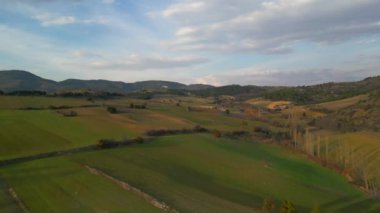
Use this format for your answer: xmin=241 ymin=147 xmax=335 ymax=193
xmin=0 ymin=70 xmax=56 ymax=92
xmin=1 ymin=70 xmax=379 ymax=103
xmin=263 ymin=76 xmax=380 ymax=104
xmin=314 ymin=90 xmax=380 ymax=132
xmin=0 ymin=70 xmax=214 ymax=93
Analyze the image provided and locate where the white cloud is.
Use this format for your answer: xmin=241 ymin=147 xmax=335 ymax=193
xmin=80 ymin=54 xmax=209 ymax=71
xmin=161 ymin=0 xmax=380 ymax=53
xmin=33 ymin=14 xmax=76 ymax=26
xmin=33 ymin=13 xmax=110 ymax=27
xmin=162 ymin=1 xmax=206 ymax=17
xmin=194 ymin=60 xmax=380 ymax=86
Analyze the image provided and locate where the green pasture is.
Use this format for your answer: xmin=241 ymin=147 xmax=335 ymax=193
xmin=0 ymin=109 xmax=130 ymax=160
xmin=0 ymin=178 xmax=20 ymax=213
xmin=70 ymin=134 xmax=378 ymax=212
xmin=0 ymin=159 xmax=161 ymax=212
xmin=0 ymin=96 xmax=91 ymax=109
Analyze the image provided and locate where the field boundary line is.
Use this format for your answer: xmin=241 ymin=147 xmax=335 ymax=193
xmin=84 ymin=165 xmax=179 ymax=213
xmin=8 ymin=188 xmax=30 ymax=213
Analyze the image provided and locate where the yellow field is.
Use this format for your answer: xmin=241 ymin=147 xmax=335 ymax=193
xmin=317 ymin=95 xmax=368 ymax=111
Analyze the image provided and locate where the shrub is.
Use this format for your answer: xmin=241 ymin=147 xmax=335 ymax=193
xmin=145 ymin=126 xmax=209 ymax=136
xmin=280 ymin=200 xmax=295 ymax=213
xmin=254 ymin=126 xmax=271 ymax=136
xmin=62 ymin=111 xmax=78 ymax=117
xmin=134 ymin=136 xmax=144 ymax=144
xmin=107 ymin=106 xmax=118 ymax=114
xmin=97 ymin=139 xmax=119 ymax=149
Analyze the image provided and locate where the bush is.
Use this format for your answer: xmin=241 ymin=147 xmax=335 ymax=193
xmin=130 ymin=103 xmax=147 ymax=109
xmin=97 ymin=139 xmax=119 ymax=149
xmin=224 ymin=131 xmax=250 ymax=139
xmin=280 ymin=200 xmax=295 ymax=213
xmin=134 ymin=137 xmax=144 ymax=144
xmin=254 ymin=126 xmax=271 ymax=136
xmin=107 ymin=106 xmax=118 ymax=114
xmin=62 ymin=111 xmax=78 ymax=117
xmin=145 ymin=126 xmax=209 ymax=136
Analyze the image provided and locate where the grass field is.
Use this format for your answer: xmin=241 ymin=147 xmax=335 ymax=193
xmin=325 ymin=132 xmax=380 ymax=185
xmin=0 ymin=159 xmax=161 ymax=212
xmin=0 ymin=96 xmax=92 ymax=109
xmin=0 ymin=95 xmax=379 ymax=212
xmin=69 ymin=134 xmax=379 ymax=212
xmin=0 ymin=109 xmax=131 ymax=160
xmin=0 ymin=178 xmax=20 ymax=213
xmin=316 ymin=95 xmax=368 ymax=111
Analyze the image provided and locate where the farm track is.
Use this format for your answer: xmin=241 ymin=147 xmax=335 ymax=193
xmin=84 ymin=165 xmax=179 ymax=213
xmin=8 ymin=188 xmax=29 ymax=213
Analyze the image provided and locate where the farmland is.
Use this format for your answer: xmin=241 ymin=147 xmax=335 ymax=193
xmin=0 ymin=92 xmax=379 ymax=212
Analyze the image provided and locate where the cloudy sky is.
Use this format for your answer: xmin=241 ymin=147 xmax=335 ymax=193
xmin=0 ymin=0 xmax=379 ymax=86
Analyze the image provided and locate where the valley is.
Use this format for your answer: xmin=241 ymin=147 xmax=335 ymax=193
xmin=0 ymin=73 xmax=379 ymax=212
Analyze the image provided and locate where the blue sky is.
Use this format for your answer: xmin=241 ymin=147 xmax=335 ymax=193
xmin=0 ymin=0 xmax=379 ymax=85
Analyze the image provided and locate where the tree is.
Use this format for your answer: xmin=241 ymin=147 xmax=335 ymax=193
xmin=262 ymin=198 xmax=275 ymax=213
xmin=280 ymin=200 xmax=295 ymax=213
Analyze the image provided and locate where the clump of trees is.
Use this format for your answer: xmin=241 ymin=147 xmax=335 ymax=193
xmin=130 ymin=103 xmax=147 ymax=109
xmin=286 ymin=106 xmax=379 ymax=195
xmin=49 ymin=105 xmax=70 ymax=110
xmin=59 ymin=110 xmax=78 ymax=117
xmin=145 ymin=126 xmax=209 ymax=136
xmin=97 ymin=137 xmax=145 ymax=149
xmin=224 ymin=131 xmax=250 ymax=139
xmin=97 ymin=139 xmax=120 ymax=149
xmin=253 ymin=126 xmax=291 ymax=142
xmin=6 ymin=90 xmax=47 ymax=96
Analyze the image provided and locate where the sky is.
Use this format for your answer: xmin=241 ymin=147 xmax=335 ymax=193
xmin=0 ymin=0 xmax=379 ymax=86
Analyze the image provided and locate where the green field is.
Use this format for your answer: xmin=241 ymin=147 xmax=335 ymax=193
xmin=0 ymin=95 xmax=379 ymax=212
xmin=0 ymin=109 xmax=131 ymax=160
xmin=69 ymin=134 xmax=378 ymax=212
xmin=0 ymin=96 xmax=92 ymax=109
xmin=0 ymin=159 xmax=161 ymax=212
xmin=0 ymin=178 xmax=20 ymax=213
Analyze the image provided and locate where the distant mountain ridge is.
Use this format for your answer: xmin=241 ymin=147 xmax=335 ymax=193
xmin=0 ymin=70 xmax=213 ymax=93
xmin=1 ymin=70 xmax=379 ymax=103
